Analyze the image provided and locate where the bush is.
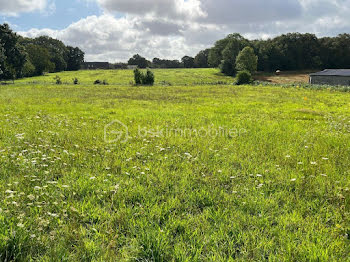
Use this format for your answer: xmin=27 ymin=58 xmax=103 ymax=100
xmin=143 ymin=70 xmax=155 ymax=85
xmin=54 ymin=75 xmax=62 ymax=85
xmin=134 ymin=68 xmax=142 ymax=85
xmin=133 ymin=68 xmax=155 ymax=85
xmin=72 ymin=78 xmax=79 ymax=85
xmin=94 ymin=79 xmax=108 ymax=85
xmin=236 ymin=70 xmax=252 ymax=85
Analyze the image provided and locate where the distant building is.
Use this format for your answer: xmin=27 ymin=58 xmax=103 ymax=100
xmin=82 ymin=62 xmax=110 ymax=70
xmin=127 ymin=65 xmax=138 ymax=70
xmin=310 ymin=69 xmax=350 ymax=86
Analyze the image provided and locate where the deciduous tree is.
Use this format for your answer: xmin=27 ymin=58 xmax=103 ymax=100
xmin=194 ymin=49 xmax=210 ymax=68
xmin=181 ymin=56 xmax=195 ymax=68
xmin=0 ymin=24 xmax=26 ymax=80
xmin=26 ymin=44 xmax=55 ymax=75
xmin=236 ymin=46 xmax=258 ymax=73
xmin=128 ymin=54 xmax=150 ymax=68
xmin=66 ymin=46 xmax=84 ymax=71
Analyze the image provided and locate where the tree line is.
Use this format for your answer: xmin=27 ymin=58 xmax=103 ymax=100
xmin=127 ymin=53 xmax=210 ymax=70
xmin=128 ymin=33 xmax=350 ymax=76
xmin=0 ymin=24 xmax=84 ymax=81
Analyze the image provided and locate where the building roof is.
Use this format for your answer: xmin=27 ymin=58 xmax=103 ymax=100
xmin=310 ymin=69 xmax=350 ymax=77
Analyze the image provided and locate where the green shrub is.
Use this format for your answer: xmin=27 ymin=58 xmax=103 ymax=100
xmin=133 ymin=68 xmax=155 ymax=85
xmin=72 ymin=78 xmax=79 ymax=85
xmin=94 ymin=79 xmax=108 ymax=85
xmin=236 ymin=70 xmax=252 ymax=85
xmin=134 ymin=68 xmax=142 ymax=85
xmin=143 ymin=70 xmax=155 ymax=85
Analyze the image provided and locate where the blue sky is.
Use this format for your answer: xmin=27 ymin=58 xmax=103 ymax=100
xmin=1 ymin=0 xmax=349 ymax=62
xmin=1 ymin=0 xmax=102 ymax=31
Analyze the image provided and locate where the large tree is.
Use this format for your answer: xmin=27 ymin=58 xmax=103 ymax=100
xmin=219 ymin=35 xmax=249 ymax=75
xmin=20 ymin=36 xmax=69 ymax=72
xmin=66 ymin=46 xmax=84 ymax=71
xmin=236 ymin=46 xmax=258 ymax=73
xmin=208 ymin=33 xmax=248 ymax=69
xmin=181 ymin=56 xmax=195 ymax=68
xmin=26 ymin=44 xmax=55 ymax=75
xmin=0 ymin=44 xmax=5 ymax=77
xmin=128 ymin=54 xmax=150 ymax=68
xmin=194 ymin=49 xmax=210 ymax=68
xmin=0 ymin=24 xmax=26 ymax=80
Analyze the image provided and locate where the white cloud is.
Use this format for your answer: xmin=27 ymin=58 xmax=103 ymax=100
xmin=18 ymin=0 xmax=350 ymax=62
xmin=199 ymin=0 xmax=302 ymax=24
xmin=0 ymin=0 xmax=47 ymax=15
xmin=19 ymin=14 xmax=203 ymax=62
xmin=97 ymin=0 xmax=205 ymax=20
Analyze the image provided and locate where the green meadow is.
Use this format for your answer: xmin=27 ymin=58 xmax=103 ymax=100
xmin=0 ymin=69 xmax=349 ymax=261
xmin=15 ymin=68 xmax=234 ymax=86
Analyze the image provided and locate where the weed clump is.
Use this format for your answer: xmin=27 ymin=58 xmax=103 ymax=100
xmin=54 ymin=76 xmax=62 ymax=85
xmin=72 ymin=78 xmax=79 ymax=85
xmin=94 ymin=79 xmax=109 ymax=85
xmin=133 ymin=68 xmax=155 ymax=86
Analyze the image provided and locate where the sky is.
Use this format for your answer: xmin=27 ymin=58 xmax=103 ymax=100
xmin=1 ymin=0 xmax=349 ymax=62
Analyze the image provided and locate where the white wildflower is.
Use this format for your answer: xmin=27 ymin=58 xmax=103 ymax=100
xmin=184 ymin=152 xmax=192 ymax=158
xmin=27 ymin=195 xmax=35 ymax=201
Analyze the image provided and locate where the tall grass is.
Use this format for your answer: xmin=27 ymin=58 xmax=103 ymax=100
xmin=0 ymin=69 xmax=349 ymax=261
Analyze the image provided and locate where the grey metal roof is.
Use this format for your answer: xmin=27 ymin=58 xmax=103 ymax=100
xmin=310 ymin=69 xmax=350 ymax=77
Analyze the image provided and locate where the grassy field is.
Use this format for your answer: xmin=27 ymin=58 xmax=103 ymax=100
xmin=0 ymin=69 xmax=350 ymax=261
xmin=15 ymin=68 xmax=235 ymax=86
